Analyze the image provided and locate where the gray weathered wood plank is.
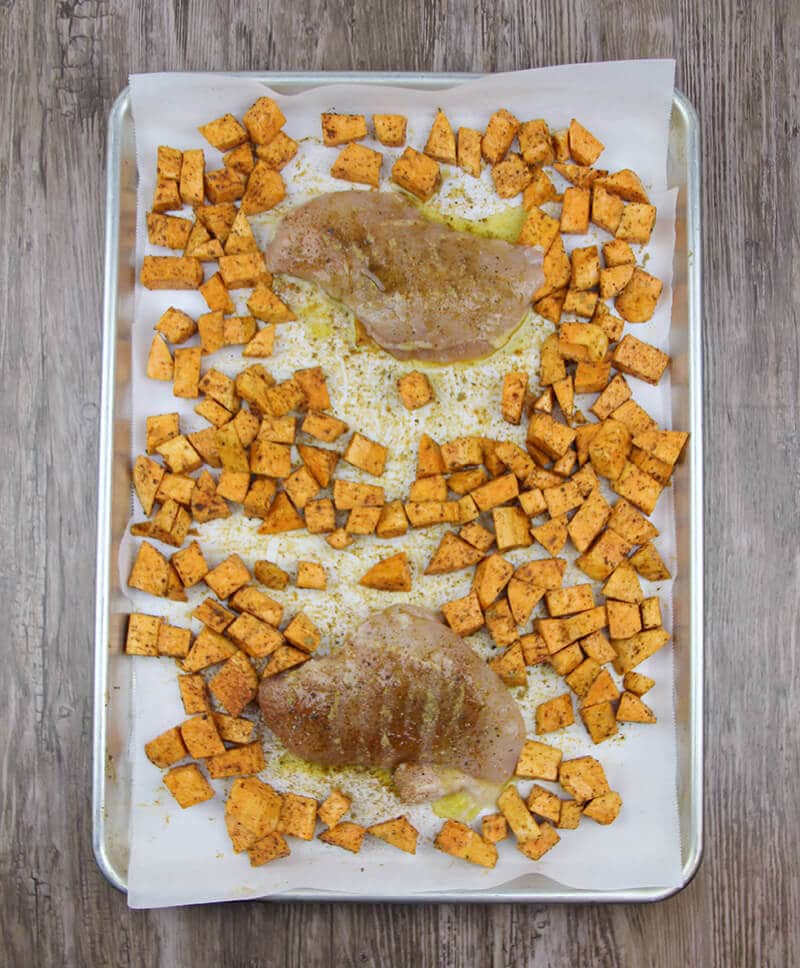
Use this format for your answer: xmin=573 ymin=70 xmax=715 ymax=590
xmin=1 ymin=0 xmax=798 ymax=965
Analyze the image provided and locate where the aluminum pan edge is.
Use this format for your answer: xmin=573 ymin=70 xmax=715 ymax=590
xmin=93 ymin=74 xmax=703 ymax=903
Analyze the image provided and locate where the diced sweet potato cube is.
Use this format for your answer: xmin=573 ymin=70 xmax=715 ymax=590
xmin=177 ymin=674 xmax=209 ymax=714
xmin=616 ymin=203 xmax=657 ymax=244
xmin=557 ymin=801 xmax=583 ymax=829
xmin=607 ymin=600 xmax=643 ymax=640
xmin=302 ymin=410 xmax=349 ymax=443
xmin=397 ymin=370 xmax=435 ymax=410
xmin=391 ymin=147 xmax=440 ymax=201
xmin=591 ymin=184 xmax=624 ymax=234
xmin=493 ymin=507 xmax=532 ymax=552
xmin=145 ymin=727 xmax=188 ymax=768
xmin=545 ymin=584 xmax=594 ymax=617
xmin=518 ymin=207 xmax=560 ymax=250
xmin=242 ymin=162 xmax=285 ymax=215
xmin=602 ymin=561 xmax=644 ymax=604
xmin=296 ymin=561 xmax=326 ymax=590
xmin=599 ymin=169 xmax=649 ymax=204
xmin=549 ymin=643 xmax=584 ymax=676
xmin=434 ymin=819 xmax=497 ymax=868
xmin=520 ymin=631 xmax=549 ymax=665
xmin=277 ymin=792 xmax=318 ymax=840
xmin=141 ymin=256 xmax=203 ymax=291
xmin=209 ymin=652 xmax=259 ymax=717
xmin=524 ymin=168 xmax=558 ymax=208
xmin=526 ymin=413 xmax=576 ymax=460
xmin=480 ymin=814 xmax=508 ymax=844
xmin=583 ymin=790 xmax=623 ymax=824
xmin=442 ymin=590 xmax=484 ymax=636
xmin=180 ymin=713 xmax=225 ymax=758
xmin=482 ymin=109 xmax=519 ymax=164
xmin=456 ymin=126 xmax=482 ymax=177
xmin=600 ymin=263 xmax=635 ymax=300
xmin=488 ymin=641 xmax=527 ymax=687
xmin=128 ymin=541 xmax=170 ymax=597
xmin=612 ymin=334 xmax=669 ymax=385
xmin=507 ymin=577 xmax=544 ymax=626
xmin=623 ymin=670 xmax=656 ymax=695
xmin=206 ymin=741 xmax=265 ymax=779
xmin=535 ymin=693 xmax=574 ymax=734
xmin=319 ymin=821 xmax=366 ymax=853
xmin=157 ymin=624 xmax=192 ymax=658
xmin=321 ymin=113 xmax=367 ymax=146
xmin=358 ymin=553 xmax=412 ymax=592
xmin=424 ymin=109 xmax=457 ymax=163
xmin=617 ymin=692 xmax=657 ymax=723
xmin=615 ymin=268 xmax=663 ymax=323
xmin=517 ymin=823 xmax=560 ymax=860
xmin=527 ymin=784 xmax=561 ymax=823
xmin=247 ymin=831 xmax=291 ymax=866
xmin=244 ymin=97 xmax=286 ymax=144
xmin=163 ymin=764 xmax=214 ymax=809
xmin=568 ymin=119 xmax=604 ymax=166
xmin=331 ymin=143 xmax=383 ymax=187
xmin=223 ymin=142 xmax=255 ymax=177
xmin=611 ymin=462 xmax=664 ymax=515
xmin=226 ymin=613 xmax=283 ymax=659
xmin=343 ymin=432 xmax=388 ymax=477
xmin=518 ymin=118 xmax=553 ymax=166
xmin=376 ymin=500 xmax=409 ymax=538
xmin=318 ymin=789 xmax=351 ymax=827
xmin=263 ymin=645 xmax=309 ymax=676
xmin=581 ymin=702 xmax=618 ymax=743
xmin=558 ymin=756 xmax=610 ymax=802
xmin=611 ymin=628 xmax=670 ymax=674
xmin=484 ymin=598 xmax=517 ymax=647
xmin=640 ymin=596 xmax=662 ymax=629
xmin=425 ymin=532 xmax=483 ymax=575
xmin=284 ymin=612 xmax=321 ymax=653
xmin=576 ymin=529 xmax=632 ymax=581
xmin=125 ymin=613 xmax=161 ymax=656
xmin=564 ymin=657 xmax=601 ymax=698
xmin=515 ymin=739 xmax=562 ymax=780
xmin=205 ymin=554 xmax=250 ymax=599
xmin=178 ymin=149 xmax=204 ymax=206
xmin=157 ymin=145 xmax=182 ymax=180
xmin=471 ymin=472 xmax=519 ymax=511
xmin=492 ymin=153 xmax=532 ymax=198
xmin=219 ymin=252 xmax=270 ymax=290
xmin=199 ymin=272 xmax=235 ymax=314
xmin=580 ymin=668 xmax=620 ymax=708
xmin=497 ymin=785 xmax=540 ymax=841
xmin=531 ymin=515 xmax=567 ymax=556
xmin=560 ymin=186 xmax=590 ymax=234
xmin=373 ymin=113 xmax=407 ymax=147
xmin=204 ymin=167 xmax=245 ymax=204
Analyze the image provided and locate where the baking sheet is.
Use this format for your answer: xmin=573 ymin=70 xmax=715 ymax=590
xmin=114 ymin=65 xmax=680 ymax=904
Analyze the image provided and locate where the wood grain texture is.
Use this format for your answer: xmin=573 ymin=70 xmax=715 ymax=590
xmin=0 ymin=0 xmax=798 ymax=965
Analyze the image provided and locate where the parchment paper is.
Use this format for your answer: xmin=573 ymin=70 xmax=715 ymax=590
xmin=124 ymin=61 xmax=682 ymax=908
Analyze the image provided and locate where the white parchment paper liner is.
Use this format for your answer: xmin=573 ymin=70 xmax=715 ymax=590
xmin=124 ymin=61 xmax=682 ymax=908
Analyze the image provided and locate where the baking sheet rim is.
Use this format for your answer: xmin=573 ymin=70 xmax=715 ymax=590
xmin=93 ymin=72 xmax=703 ymax=904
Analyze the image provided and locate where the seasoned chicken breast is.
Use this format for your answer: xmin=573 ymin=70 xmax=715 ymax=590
xmin=258 ymin=605 xmax=525 ymax=801
xmin=264 ymin=190 xmax=543 ymax=362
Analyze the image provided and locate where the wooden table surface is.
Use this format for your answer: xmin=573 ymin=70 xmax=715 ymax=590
xmin=2 ymin=1 xmax=798 ymax=965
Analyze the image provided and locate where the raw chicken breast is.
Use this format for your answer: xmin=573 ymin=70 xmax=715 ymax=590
xmin=264 ymin=190 xmax=543 ymax=362
xmin=258 ymin=605 xmax=525 ymax=800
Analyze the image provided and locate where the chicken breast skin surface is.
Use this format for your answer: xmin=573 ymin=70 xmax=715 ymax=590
xmin=264 ymin=190 xmax=544 ymax=362
xmin=259 ymin=605 xmax=526 ymax=800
